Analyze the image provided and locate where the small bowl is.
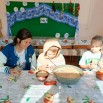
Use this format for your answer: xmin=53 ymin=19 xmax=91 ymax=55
xmin=96 ymin=70 xmax=103 ymax=80
xmin=36 ymin=70 xmax=49 ymax=82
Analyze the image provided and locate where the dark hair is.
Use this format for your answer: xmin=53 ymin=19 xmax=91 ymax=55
xmin=91 ymin=35 xmax=103 ymax=45
xmin=13 ymin=28 xmax=32 ymax=45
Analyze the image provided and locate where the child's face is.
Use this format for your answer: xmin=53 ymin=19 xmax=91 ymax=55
xmin=47 ymin=46 xmax=59 ymax=59
xmin=91 ymin=40 xmax=103 ymax=53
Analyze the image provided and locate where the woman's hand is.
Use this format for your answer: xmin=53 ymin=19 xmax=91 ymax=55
xmin=9 ymin=68 xmax=22 ymax=77
xmin=38 ymin=65 xmax=52 ymax=72
xmin=38 ymin=65 xmax=48 ymax=70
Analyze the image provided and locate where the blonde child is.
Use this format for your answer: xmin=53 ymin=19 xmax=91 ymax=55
xmin=79 ymin=35 xmax=103 ymax=71
xmin=37 ymin=39 xmax=65 ymax=72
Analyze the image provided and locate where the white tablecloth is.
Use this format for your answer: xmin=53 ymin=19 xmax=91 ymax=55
xmin=0 ymin=71 xmax=103 ymax=103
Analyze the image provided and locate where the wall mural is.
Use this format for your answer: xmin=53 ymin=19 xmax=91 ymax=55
xmin=6 ymin=1 xmax=80 ymax=38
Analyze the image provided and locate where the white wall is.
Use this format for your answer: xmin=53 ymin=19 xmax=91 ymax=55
xmin=0 ymin=0 xmax=103 ymax=39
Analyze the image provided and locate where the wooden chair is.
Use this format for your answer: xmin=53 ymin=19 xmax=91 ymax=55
xmin=73 ymin=45 xmax=91 ymax=49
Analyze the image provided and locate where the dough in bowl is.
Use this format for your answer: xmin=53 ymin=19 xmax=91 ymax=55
xmin=54 ymin=65 xmax=83 ymax=79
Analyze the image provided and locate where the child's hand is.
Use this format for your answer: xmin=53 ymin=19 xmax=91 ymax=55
xmin=39 ymin=65 xmax=53 ymax=72
xmin=46 ymin=66 xmax=57 ymax=73
xmin=89 ymin=62 xmax=97 ymax=69
xmin=39 ymin=65 xmax=48 ymax=70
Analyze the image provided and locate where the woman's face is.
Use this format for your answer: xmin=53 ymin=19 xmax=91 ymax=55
xmin=18 ymin=38 xmax=32 ymax=49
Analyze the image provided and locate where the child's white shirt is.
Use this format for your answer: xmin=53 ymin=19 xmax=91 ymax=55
xmin=79 ymin=50 xmax=101 ymax=65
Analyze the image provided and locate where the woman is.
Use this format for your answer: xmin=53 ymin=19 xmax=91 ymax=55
xmin=0 ymin=28 xmax=36 ymax=77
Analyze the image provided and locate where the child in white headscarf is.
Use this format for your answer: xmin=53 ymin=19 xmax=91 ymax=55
xmin=37 ymin=39 xmax=65 ymax=72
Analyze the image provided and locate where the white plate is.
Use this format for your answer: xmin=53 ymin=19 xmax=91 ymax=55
xmin=35 ymin=2 xmax=39 ymax=7
xmin=55 ymin=33 xmax=60 ymax=38
xmin=64 ymin=33 xmax=69 ymax=39
xmin=23 ymin=2 xmax=27 ymax=6
xmin=20 ymin=7 xmax=25 ymax=12
xmin=6 ymin=1 xmax=10 ymax=6
xmin=14 ymin=7 xmax=18 ymax=12
xmin=6 ymin=12 xmax=10 ymax=16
